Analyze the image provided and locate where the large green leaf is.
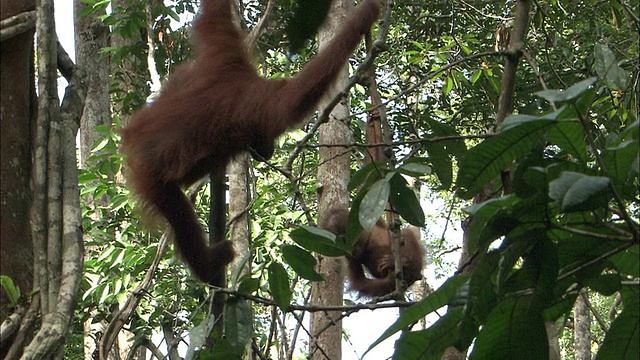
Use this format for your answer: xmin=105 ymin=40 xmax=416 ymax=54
xmin=596 ymin=288 xmax=639 ymax=360
xmin=365 ymin=276 xmax=469 ymax=356
xmin=584 ymin=274 xmax=622 ymax=296
xmin=424 ymin=141 xmax=454 ymax=189
xmin=457 ymin=119 xmax=555 ymax=199
xmin=397 ymin=158 xmax=432 ymax=177
xmin=425 ymin=118 xmax=468 ymax=160
xmin=595 ymin=44 xmax=630 ymax=89
xmin=547 ymin=121 xmax=586 ymax=164
xmin=343 ymin=202 xmax=364 ymax=248
xmin=224 ymin=297 xmax=253 ymax=354
xmin=207 ymin=340 xmax=240 ymax=360
xmin=548 ymin=171 xmax=611 ymax=212
xmin=393 ymin=308 xmax=464 ymax=360
xmin=460 ymin=251 xmax=500 ymax=345
xmin=462 ymin=196 xmax=519 ymax=254
xmin=389 ymin=173 xmax=425 ymax=227
xmin=602 ymin=140 xmax=638 ymax=196
xmin=281 ymin=245 xmax=324 ymax=281
xmin=359 ymin=175 xmax=391 ymax=229
xmin=535 ymin=77 xmax=598 ymax=103
xmin=186 ymin=315 xmax=216 ymax=359
xmin=610 ymin=250 xmax=640 ymax=277
xmin=268 ymin=262 xmax=292 ymax=311
xmin=0 ymin=276 xmax=19 ymax=308
xmin=470 ymin=297 xmax=548 ymax=360
xmin=289 ymin=226 xmax=350 ymax=257
xmin=348 ymin=161 xmax=386 ymax=191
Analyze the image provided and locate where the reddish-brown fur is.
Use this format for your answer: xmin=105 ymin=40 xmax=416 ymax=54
xmin=321 ymin=209 xmax=425 ymax=297
xmin=120 ymin=0 xmax=382 ymax=284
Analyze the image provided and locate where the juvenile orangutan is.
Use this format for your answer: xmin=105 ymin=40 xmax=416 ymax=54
xmin=321 ymin=208 xmax=424 ymax=296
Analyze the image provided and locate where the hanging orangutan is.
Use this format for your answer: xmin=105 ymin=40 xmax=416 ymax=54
xmin=120 ymin=0 xmax=383 ymax=284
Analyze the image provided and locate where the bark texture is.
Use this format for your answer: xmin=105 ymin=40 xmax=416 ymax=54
xmin=310 ymin=1 xmax=353 ymax=358
xmin=0 ymin=0 xmax=36 ymax=326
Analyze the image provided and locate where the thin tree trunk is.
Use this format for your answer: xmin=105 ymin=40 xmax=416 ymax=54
xmin=445 ymin=1 xmax=532 ymax=359
xmin=75 ymin=0 xmax=110 ymax=166
xmin=574 ymin=289 xmax=591 ymax=360
xmin=229 ymin=153 xmax=253 ymax=358
xmin=310 ymin=1 xmax=353 ymax=359
xmin=74 ymin=1 xmax=111 ymax=357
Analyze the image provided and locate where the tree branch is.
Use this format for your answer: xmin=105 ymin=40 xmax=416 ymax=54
xmin=0 ymin=10 xmax=36 ymax=42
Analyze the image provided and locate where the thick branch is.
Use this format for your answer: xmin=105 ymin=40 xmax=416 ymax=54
xmin=0 ymin=10 xmax=36 ymax=42
xmin=495 ymin=0 xmax=531 ymax=129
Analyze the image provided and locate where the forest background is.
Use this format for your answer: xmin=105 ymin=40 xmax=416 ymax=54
xmin=0 ymin=0 xmax=638 ymax=359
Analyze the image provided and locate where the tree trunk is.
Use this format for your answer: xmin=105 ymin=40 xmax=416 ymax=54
xmin=229 ymin=153 xmax=253 ymax=358
xmin=0 ymin=0 xmax=36 ymax=330
xmin=74 ymin=1 xmax=111 ymax=358
xmin=19 ymin=0 xmax=86 ymax=357
xmin=574 ymin=289 xmax=591 ymax=360
xmin=75 ymin=0 xmax=110 ymax=166
xmin=446 ymin=1 xmax=532 ymax=359
xmin=109 ymin=0 xmax=150 ymax=123
xmin=310 ymin=1 xmax=353 ymax=359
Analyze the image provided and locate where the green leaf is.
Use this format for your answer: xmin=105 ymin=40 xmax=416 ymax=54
xmin=95 ymin=124 xmax=111 ymax=134
xmin=397 ymin=160 xmax=432 ymax=177
xmin=500 ymin=107 xmax=565 ymax=132
xmin=443 ymin=76 xmax=453 ymax=95
xmin=281 ymin=245 xmax=324 ymax=281
xmin=289 ymin=226 xmax=350 ymax=257
xmin=584 ymin=274 xmax=621 ymax=296
xmin=78 ymin=170 xmax=99 ymax=184
xmin=268 ymin=262 xmax=292 ymax=311
xmin=425 ymin=142 xmax=454 ymax=189
xmin=359 ymin=176 xmax=391 ymax=229
xmin=547 ymin=121 xmax=586 ymax=164
xmin=394 ymin=308 xmax=463 ymax=360
xmin=470 ymin=297 xmax=548 ymax=360
xmin=348 ymin=161 xmax=385 ymax=191
xmin=186 ymin=315 xmax=216 ymax=359
xmin=365 ymin=276 xmax=469 ymax=356
xmin=610 ymin=250 xmax=640 ymax=277
xmin=457 ymin=119 xmax=552 ymax=199
xmin=237 ymin=277 xmax=260 ymax=295
xmin=602 ymin=140 xmax=638 ymax=188
xmin=596 ymin=288 xmax=639 ymax=360
xmin=535 ymin=77 xmax=598 ymax=103
xmin=595 ymin=44 xmax=629 ymax=89
xmin=465 ymin=251 xmax=501 ymax=325
xmin=109 ymin=194 xmax=130 ymax=212
xmin=548 ymin=171 xmax=610 ymax=212
xmin=462 ymin=196 xmax=519 ymax=254
xmin=389 ymin=173 xmax=425 ymax=227
xmin=0 ymin=275 xmax=20 ymax=307
xmin=344 ymin=202 xmax=364 ymax=248
xmin=471 ymin=69 xmax=482 ymax=84
xmin=92 ymin=137 xmax=111 ymax=152
xmin=224 ymin=297 xmax=253 ymax=354
xmin=424 ymin=118 xmax=468 ymax=160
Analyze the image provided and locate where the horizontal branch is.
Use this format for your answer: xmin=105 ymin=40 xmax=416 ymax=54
xmin=307 ymin=133 xmax=493 ymax=149
xmin=0 ymin=10 xmax=36 ymax=42
xmin=210 ymin=286 xmax=416 ymax=314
